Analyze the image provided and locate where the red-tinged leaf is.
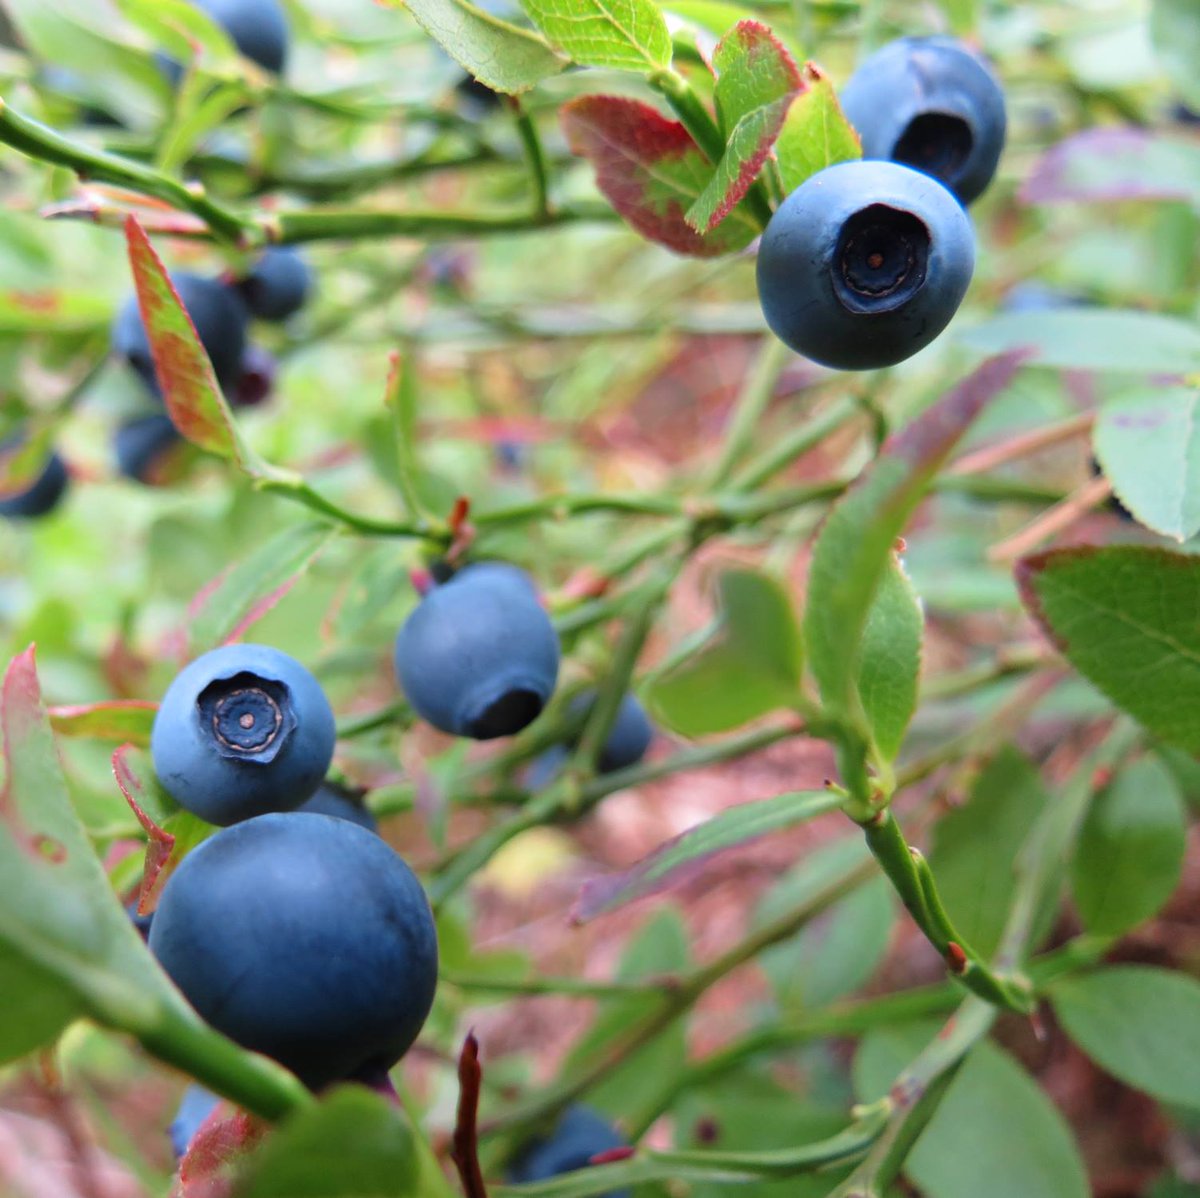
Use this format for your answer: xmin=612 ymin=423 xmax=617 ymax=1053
xmin=1 ymin=648 xmax=64 ymax=860
xmin=124 ymin=216 xmax=245 ymax=463
xmin=573 ymin=789 xmax=841 ymax=922
xmin=180 ymin=1108 xmax=267 ymax=1198
xmin=1021 ymin=128 xmax=1200 ymax=206
xmin=0 ymin=288 xmax=110 ymax=334
xmin=562 ymin=95 xmax=760 ymax=257
xmin=48 ymin=701 xmax=157 ymax=747
xmin=775 ymin=62 xmax=862 ymax=192
xmin=804 ymin=352 xmax=1029 ymax=721
xmin=112 ymin=744 xmax=213 ymax=914
xmin=184 ymin=522 xmax=338 ymax=658
xmin=686 ymin=24 xmax=803 ymax=232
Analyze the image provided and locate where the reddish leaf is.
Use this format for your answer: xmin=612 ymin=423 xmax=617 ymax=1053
xmin=180 ymin=1108 xmax=267 ymax=1198
xmin=124 ymin=217 xmax=244 ymax=463
xmin=48 ymin=701 xmax=157 ymax=747
xmin=1022 ymin=128 xmax=1200 ymax=206
xmin=562 ymin=95 xmax=759 ymax=257
xmin=0 ymin=647 xmax=66 ymax=861
xmin=686 ymin=22 xmax=803 ymax=233
xmin=112 ymin=744 xmax=213 ymax=914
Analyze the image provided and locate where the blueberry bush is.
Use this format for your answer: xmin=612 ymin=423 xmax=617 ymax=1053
xmin=0 ymin=0 xmax=1198 ymax=1195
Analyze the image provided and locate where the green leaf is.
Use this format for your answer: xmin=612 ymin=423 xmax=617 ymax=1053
xmin=856 ymin=1031 xmax=1088 ymax=1198
xmin=1151 ymin=0 xmax=1200 ymax=111
xmin=647 ymin=568 xmax=803 ymax=735
xmin=48 ymin=701 xmax=157 ymax=747
xmin=959 ymin=309 xmax=1200 ymax=374
xmin=519 ymin=0 xmax=671 ymax=72
xmin=686 ymin=21 xmax=800 ymax=234
xmin=1093 ymin=386 xmax=1200 ymax=540
xmin=935 ymin=0 xmax=979 ymax=35
xmin=758 ymin=847 xmax=892 ymax=1009
xmin=561 ymin=95 xmax=761 ymax=257
xmin=911 ymin=1042 xmax=1089 ymax=1198
xmin=186 ymin=522 xmax=338 ymax=658
xmin=0 ymin=648 xmax=184 ymax=1064
xmin=233 ymin=1087 xmax=440 ymax=1198
xmin=928 ymin=746 xmax=1049 ymax=959
xmin=774 ymin=63 xmax=862 ymax=193
xmin=575 ymin=790 xmax=843 ymax=921
xmin=117 ymin=0 xmax=238 ymax=68
xmin=858 ymin=557 xmax=923 ymax=763
xmin=388 ymin=0 xmax=564 ymax=93
xmin=1071 ymin=757 xmax=1187 ymax=937
xmin=1016 ymin=546 xmax=1200 ymax=754
xmin=804 ymin=354 xmax=1024 ymax=725
xmin=124 ymin=217 xmax=253 ymax=466
xmin=1051 ymin=967 xmax=1200 ymax=1110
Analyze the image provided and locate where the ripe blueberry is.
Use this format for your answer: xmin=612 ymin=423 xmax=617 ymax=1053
xmin=297 ymin=781 xmax=378 ymax=833
xmin=756 ymin=160 xmax=975 ymax=370
xmin=232 ymin=344 xmax=278 ymax=408
xmin=238 ymin=247 xmax=312 ymax=322
xmin=112 ymin=273 xmax=248 ymax=397
xmin=148 ymin=812 xmax=438 ymax=1091
xmin=0 ymin=446 xmax=68 ymax=519
xmin=114 ymin=414 xmax=182 ymax=485
xmin=181 ymin=0 xmax=289 ymax=75
xmin=394 ymin=562 xmax=560 ymax=739
xmin=507 ymin=1106 xmax=630 ymax=1198
xmin=151 ymin=644 xmax=336 ymax=826
xmin=528 ymin=691 xmax=654 ymax=786
xmin=170 ymin=1086 xmax=218 ymax=1159
xmin=126 ymin=899 xmax=153 ymax=941
xmin=841 ymin=36 xmax=1006 ymax=206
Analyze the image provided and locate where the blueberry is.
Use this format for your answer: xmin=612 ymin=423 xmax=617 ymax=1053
xmin=0 ymin=447 xmax=68 ymax=519
xmin=183 ymin=0 xmax=288 ymax=75
xmin=297 ymin=782 xmax=378 ymax=833
xmin=148 ymin=812 xmax=438 ymax=1091
xmin=525 ymin=743 xmax=570 ymax=791
xmin=126 ymin=899 xmax=154 ymax=941
xmin=756 ymin=160 xmax=975 ymax=370
xmin=238 ymin=248 xmax=311 ymax=322
xmin=114 ymin=414 xmax=182 ymax=485
xmin=232 ymin=344 xmax=278 ymax=408
xmin=841 ymin=36 xmax=1006 ymax=205
xmin=571 ymin=692 xmax=654 ymax=774
xmin=112 ymin=273 xmax=249 ymax=397
xmin=507 ymin=1106 xmax=630 ymax=1198
xmin=170 ymin=1086 xmax=219 ymax=1159
xmin=394 ymin=563 xmax=560 ymax=740
xmin=151 ymin=644 xmax=336 ymax=827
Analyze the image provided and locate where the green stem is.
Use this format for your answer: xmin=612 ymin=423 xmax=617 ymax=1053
xmin=708 ymin=337 xmax=793 ymax=487
xmin=0 ymin=99 xmax=248 ymax=243
xmin=440 ymin=970 xmax=680 ymax=999
xmin=731 ymin=396 xmax=861 ymax=491
xmin=254 ymin=475 xmax=445 ymax=540
xmin=385 ymin=344 xmax=426 ymax=522
xmin=509 ymin=97 xmax=551 ymax=220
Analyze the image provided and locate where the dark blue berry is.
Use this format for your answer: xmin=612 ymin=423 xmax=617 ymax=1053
xmin=232 ymin=344 xmax=277 ymax=408
xmin=114 ymin=414 xmax=182 ymax=485
xmin=183 ymin=0 xmax=289 ymax=75
xmin=148 ymin=812 xmax=438 ymax=1091
xmin=394 ymin=563 xmax=560 ymax=740
xmin=756 ymin=160 xmax=975 ymax=370
xmin=297 ymin=782 xmax=378 ymax=833
xmin=170 ymin=1086 xmax=218 ymax=1159
xmin=0 ymin=447 xmax=68 ymax=519
xmin=112 ymin=274 xmax=248 ymax=397
xmin=151 ymin=644 xmax=336 ymax=827
xmin=572 ymin=692 xmax=654 ymax=774
xmin=507 ymin=1106 xmax=630 ymax=1198
xmin=238 ymin=248 xmax=311 ymax=322
xmin=126 ymin=899 xmax=154 ymax=941
xmin=841 ymin=37 xmax=1006 ymax=206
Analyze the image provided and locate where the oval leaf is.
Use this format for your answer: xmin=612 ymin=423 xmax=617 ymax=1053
xmin=48 ymin=700 xmax=157 ymax=746
xmin=774 ymin=63 xmax=861 ymax=193
xmin=1051 ymin=967 xmax=1200 ymax=1110
xmin=520 ymin=0 xmax=671 ymax=72
xmin=1016 ymin=546 xmax=1200 ymax=754
xmin=1094 ymin=385 xmax=1200 ymax=540
xmin=1071 ymin=757 xmax=1187 ymax=937
xmin=561 ymin=95 xmax=760 ymax=257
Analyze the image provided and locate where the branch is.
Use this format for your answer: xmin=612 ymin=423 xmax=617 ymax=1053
xmin=451 ymin=1034 xmax=489 ymax=1198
